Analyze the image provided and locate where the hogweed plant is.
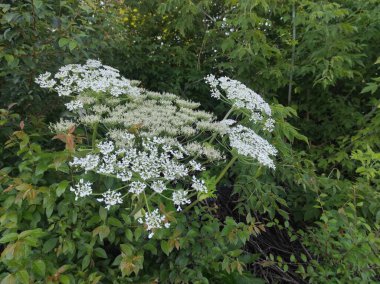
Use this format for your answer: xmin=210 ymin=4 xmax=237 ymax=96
xmin=35 ymin=59 xmax=277 ymax=238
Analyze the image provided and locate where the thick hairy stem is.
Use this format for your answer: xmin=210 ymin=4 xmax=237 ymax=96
xmin=215 ymin=155 xmax=238 ymax=185
xmin=183 ymin=155 xmax=238 ymax=213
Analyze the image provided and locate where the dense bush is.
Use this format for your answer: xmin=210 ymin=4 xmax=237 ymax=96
xmin=1 ymin=0 xmax=380 ymax=283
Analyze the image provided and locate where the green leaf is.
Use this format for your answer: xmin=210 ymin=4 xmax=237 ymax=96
xmin=92 ymin=225 xmax=110 ymax=241
xmin=58 ymin=38 xmax=70 ymax=47
xmin=108 ymin=217 xmax=123 ymax=228
xmin=42 ymin=238 xmax=58 ymax=253
xmin=0 ymin=274 xmax=16 ymax=284
xmin=125 ymin=229 xmax=133 ymax=242
xmin=59 ymin=275 xmax=71 ymax=284
xmin=82 ymin=255 xmax=91 ymax=270
xmin=15 ymin=270 xmax=29 ymax=284
xmin=32 ymin=260 xmax=46 ymax=277
xmin=33 ymin=0 xmax=43 ymax=9
xmin=56 ymin=180 xmax=69 ymax=197
xmin=120 ymin=244 xmax=133 ymax=256
xmin=160 ymin=240 xmax=172 ymax=256
xmin=94 ymin=247 xmax=107 ymax=259
xmin=99 ymin=207 xmax=107 ymax=221
xmin=4 ymin=54 xmax=14 ymax=64
xmin=69 ymin=40 xmax=77 ymax=51
xmin=0 ymin=233 xmax=18 ymax=243
xmin=35 ymin=163 xmax=48 ymax=176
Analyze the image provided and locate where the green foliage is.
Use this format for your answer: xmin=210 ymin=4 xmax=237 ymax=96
xmin=0 ymin=0 xmax=123 ymax=115
xmin=0 ymin=110 xmax=263 ymax=282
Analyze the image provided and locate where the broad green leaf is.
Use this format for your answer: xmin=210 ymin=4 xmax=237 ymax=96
xmin=94 ymin=247 xmax=107 ymax=259
xmin=32 ymin=260 xmax=46 ymax=277
xmin=58 ymin=38 xmax=70 ymax=47
xmin=0 ymin=233 xmax=18 ymax=243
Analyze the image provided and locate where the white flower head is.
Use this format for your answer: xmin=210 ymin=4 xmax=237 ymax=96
xmin=70 ymin=179 xmax=92 ymax=200
xmin=151 ymin=180 xmax=166 ymax=193
xmin=129 ymin=181 xmax=146 ymax=195
xmin=191 ymin=176 xmax=208 ymax=193
xmin=229 ymin=125 xmax=277 ymax=169
xmin=97 ymin=189 xmax=123 ymax=210
xmin=35 ymin=72 xmax=56 ymax=88
xmin=97 ymin=140 xmax=114 ymax=155
xmin=70 ymin=154 xmax=100 ymax=172
xmin=65 ymin=100 xmax=84 ymax=111
xmin=138 ymin=209 xmax=169 ymax=238
xmin=172 ymin=190 xmax=191 ymax=211
xmin=189 ymin=160 xmax=205 ymax=171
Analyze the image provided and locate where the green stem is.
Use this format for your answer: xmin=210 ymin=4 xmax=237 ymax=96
xmin=183 ymin=156 xmax=238 ymax=213
xmin=143 ymin=192 xmax=150 ymax=213
xmin=182 ymin=192 xmax=199 ymax=213
xmin=183 ymin=199 xmax=199 ymax=213
xmin=215 ymin=155 xmax=238 ymax=185
xmin=92 ymin=122 xmax=98 ymax=148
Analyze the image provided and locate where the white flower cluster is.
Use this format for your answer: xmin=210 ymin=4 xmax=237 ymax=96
xmin=49 ymin=118 xmax=75 ymax=133
xmin=191 ymin=176 xmax=208 ymax=193
xmin=35 ymin=59 xmax=139 ymax=98
xmin=65 ymin=100 xmax=83 ymax=111
xmin=172 ymin=190 xmax=191 ymax=211
xmin=70 ymin=179 xmax=93 ymax=200
xmin=229 ymin=125 xmax=278 ymax=169
xmin=205 ymin=75 xmax=274 ymax=131
xmin=97 ymin=189 xmax=123 ymax=210
xmin=138 ymin=209 xmax=170 ymax=238
xmin=35 ymin=72 xmax=56 ymax=88
xmin=37 ymin=61 xmax=278 ymax=238
xmin=70 ymin=138 xmax=206 ymax=187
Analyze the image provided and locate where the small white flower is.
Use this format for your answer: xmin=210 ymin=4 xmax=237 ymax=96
xmin=189 ymin=160 xmax=205 ymax=171
xmin=138 ymin=209 xmax=169 ymax=238
xmin=129 ymin=181 xmax=146 ymax=195
xmin=151 ymin=180 xmax=166 ymax=193
xmin=97 ymin=141 xmax=114 ymax=155
xmin=35 ymin=72 xmax=56 ymax=88
xmin=264 ymin=118 xmax=275 ymax=132
xmin=172 ymin=190 xmax=191 ymax=211
xmin=49 ymin=119 xmax=75 ymax=133
xmin=191 ymin=176 xmax=207 ymax=193
xmin=65 ymin=100 xmax=83 ymax=111
xmin=70 ymin=154 xmax=100 ymax=172
xmin=70 ymin=179 xmax=92 ymax=200
xmin=97 ymin=189 xmax=123 ymax=210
